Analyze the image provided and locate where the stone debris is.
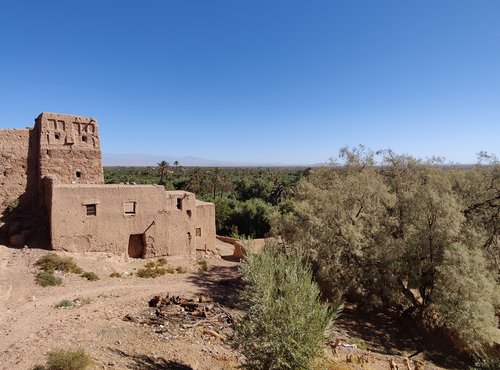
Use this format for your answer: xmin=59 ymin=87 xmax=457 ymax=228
xmin=124 ymin=293 xmax=234 ymax=342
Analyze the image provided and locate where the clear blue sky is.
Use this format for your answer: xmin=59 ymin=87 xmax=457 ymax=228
xmin=0 ymin=0 xmax=499 ymax=165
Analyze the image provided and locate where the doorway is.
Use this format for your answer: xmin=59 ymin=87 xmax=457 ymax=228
xmin=128 ymin=234 xmax=145 ymax=258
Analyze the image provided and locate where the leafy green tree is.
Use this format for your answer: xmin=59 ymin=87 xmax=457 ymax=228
xmin=276 ymin=146 xmax=499 ymax=354
xmin=231 ymin=198 xmax=273 ymax=238
xmin=233 ymin=244 xmax=335 ymax=370
xmin=433 ymin=243 xmax=498 ymax=353
xmin=276 ymin=160 xmax=395 ymax=304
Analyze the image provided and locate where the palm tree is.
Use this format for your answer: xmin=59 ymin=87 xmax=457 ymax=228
xmin=211 ymin=168 xmax=221 ymax=200
xmin=157 ymin=160 xmax=170 ymax=185
xmin=173 ymin=160 xmax=181 ymax=177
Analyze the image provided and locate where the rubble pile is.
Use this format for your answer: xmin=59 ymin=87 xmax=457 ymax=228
xmin=124 ymin=293 xmax=235 ymax=342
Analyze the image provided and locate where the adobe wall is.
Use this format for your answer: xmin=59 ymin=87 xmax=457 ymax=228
xmin=50 ymin=185 xmax=200 ymax=258
xmin=0 ymin=129 xmax=38 ymax=210
xmin=195 ymin=200 xmax=216 ymax=252
xmin=35 ymin=112 xmax=104 ymax=186
xmin=163 ymin=191 xmax=196 ymax=257
xmin=215 ymin=235 xmax=282 ymax=258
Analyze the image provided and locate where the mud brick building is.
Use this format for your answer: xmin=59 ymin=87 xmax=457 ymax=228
xmin=0 ymin=112 xmax=215 ymax=258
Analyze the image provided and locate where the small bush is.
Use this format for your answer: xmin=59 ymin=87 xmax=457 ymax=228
xmin=55 ymin=299 xmax=73 ymax=308
xmin=198 ymin=260 xmax=208 ymax=271
xmin=233 ymin=243 xmax=335 ymax=370
xmin=81 ymin=272 xmax=99 ymax=281
xmin=73 ymin=297 xmax=92 ymax=306
xmin=36 ymin=271 xmax=62 ymax=287
xmin=175 ymin=266 xmax=188 ymax=274
xmin=109 ymin=272 xmax=122 ymax=278
xmin=136 ymin=260 xmax=175 ymax=277
xmin=351 ymin=338 xmax=367 ymax=350
xmin=55 ymin=298 xmax=91 ymax=309
xmin=35 ymin=253 xmax=83 ymax=274
xmin=32 ymin=348 xmax=91 ymax=370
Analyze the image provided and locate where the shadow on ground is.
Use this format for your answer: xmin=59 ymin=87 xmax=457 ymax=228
xmin=335 ymin=305 xmax=469 ymax=369
xmin=111 ymin=349 xmax=193 ymax=370
xmin=186 ymin=265 xmax=244 ymax=309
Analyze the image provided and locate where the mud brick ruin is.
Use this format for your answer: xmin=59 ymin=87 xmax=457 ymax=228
xmin=0 ymin=112 xmax=215 ymax=258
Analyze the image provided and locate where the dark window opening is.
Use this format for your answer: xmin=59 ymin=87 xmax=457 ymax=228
xmin=82 ymin=135 xmax=87 ymax=142
xmin=196 ymin=228 xmax=201 ymax=237
xmin=54 ymin=133 xmax=60 ymax=140
xmin=124 ymin=201 xmax=136 ymax=215
xmin=186 ymin=210 xmax=192 ymax=218
xmin=76 ymin=171 xmax=82 ymax=178
xmin=176 ymin=198 xmax=182 ymax=210
xmin=85 ymin=204 xmax=97 ymax=216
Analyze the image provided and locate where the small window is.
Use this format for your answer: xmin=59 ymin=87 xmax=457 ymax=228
xmin=186 ymin=210 xmax=192 ymax=218
xmin=176 ymin=198 xmax=182 ymax=210
xmin=85 ymin=204 xmax=97 ymax=216
xmin=54 ymin=133 xmax=60 ymax=140
xmin=124 ymin=201 xmax=136 ymax=215
xmin=76 ymin=171 xmax=82 ymax=178
xmin=82 ymin=135 xmax=87 ymax=142
xmin=196 ymin=228 xmax=201 ymax=237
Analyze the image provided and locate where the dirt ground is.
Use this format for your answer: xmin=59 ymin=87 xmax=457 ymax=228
xmin=0 ymin=241 xmax=453 ymax=370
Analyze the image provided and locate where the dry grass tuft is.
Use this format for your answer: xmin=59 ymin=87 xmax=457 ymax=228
xmin=35 ymin=253 xmax=83 ymax=274
xmin=36 ymin=271 xmax=62 ymax=287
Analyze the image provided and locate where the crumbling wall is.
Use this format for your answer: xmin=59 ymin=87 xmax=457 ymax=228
xmin=36 ymin=112 xmax=104 ymax=187
xmin=195 ymin=200 xmax=216 ymax=252
xmin=0 ymin=129 xmax=38 ymax=211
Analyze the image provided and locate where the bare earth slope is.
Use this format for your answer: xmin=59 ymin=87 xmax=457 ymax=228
xmin=1 ymin=243 xmax=450 ymax=370
xmin=0 ymin=243 xmax=241 ymax=370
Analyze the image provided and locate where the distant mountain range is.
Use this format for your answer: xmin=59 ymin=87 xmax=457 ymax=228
xmin=102 ymin=153 xmax=320 ymax=167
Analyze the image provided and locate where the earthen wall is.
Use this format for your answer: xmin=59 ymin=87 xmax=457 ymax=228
xmin=49 ymin=185 xmax=212 ymax=258
xmin=195 ymin=200 xmax=216 ymax=252
xmin=36 ymin=113 xmax=104 ymax=186
xmin=0 ymin=129 xmax=37 ymax=210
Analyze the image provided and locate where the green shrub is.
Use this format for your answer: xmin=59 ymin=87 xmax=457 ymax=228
xmin=55 ymin=299 xmax=73 ymax=308
xmin=109 ymin=272 xmax=122 ymax=278
xmin=175 ymin=266 xmax=188 ymax=274
xmin=32 ymin=348 xmax=91 ymax=370
xmin=136 ymin=259 xmax=174 ymax=277
xmin=74 ymin=297 xmax=92 ymax=306
xmin=233 ymin=244 xmax=336 ymax=370
xmin=81 ymin=272 xmax=99 ymax=281
xmin=36 ymin=271 xmax=62 ymax=287
xmin=198 ymin=260 xmax=208 ymax=271
xmin=35 ymin=253 xmax=83 ymax=274
xmin=54 ymin=298 xmax=91 ymax=309
xmin=433 ymin=244 xmax=498 ymax=353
